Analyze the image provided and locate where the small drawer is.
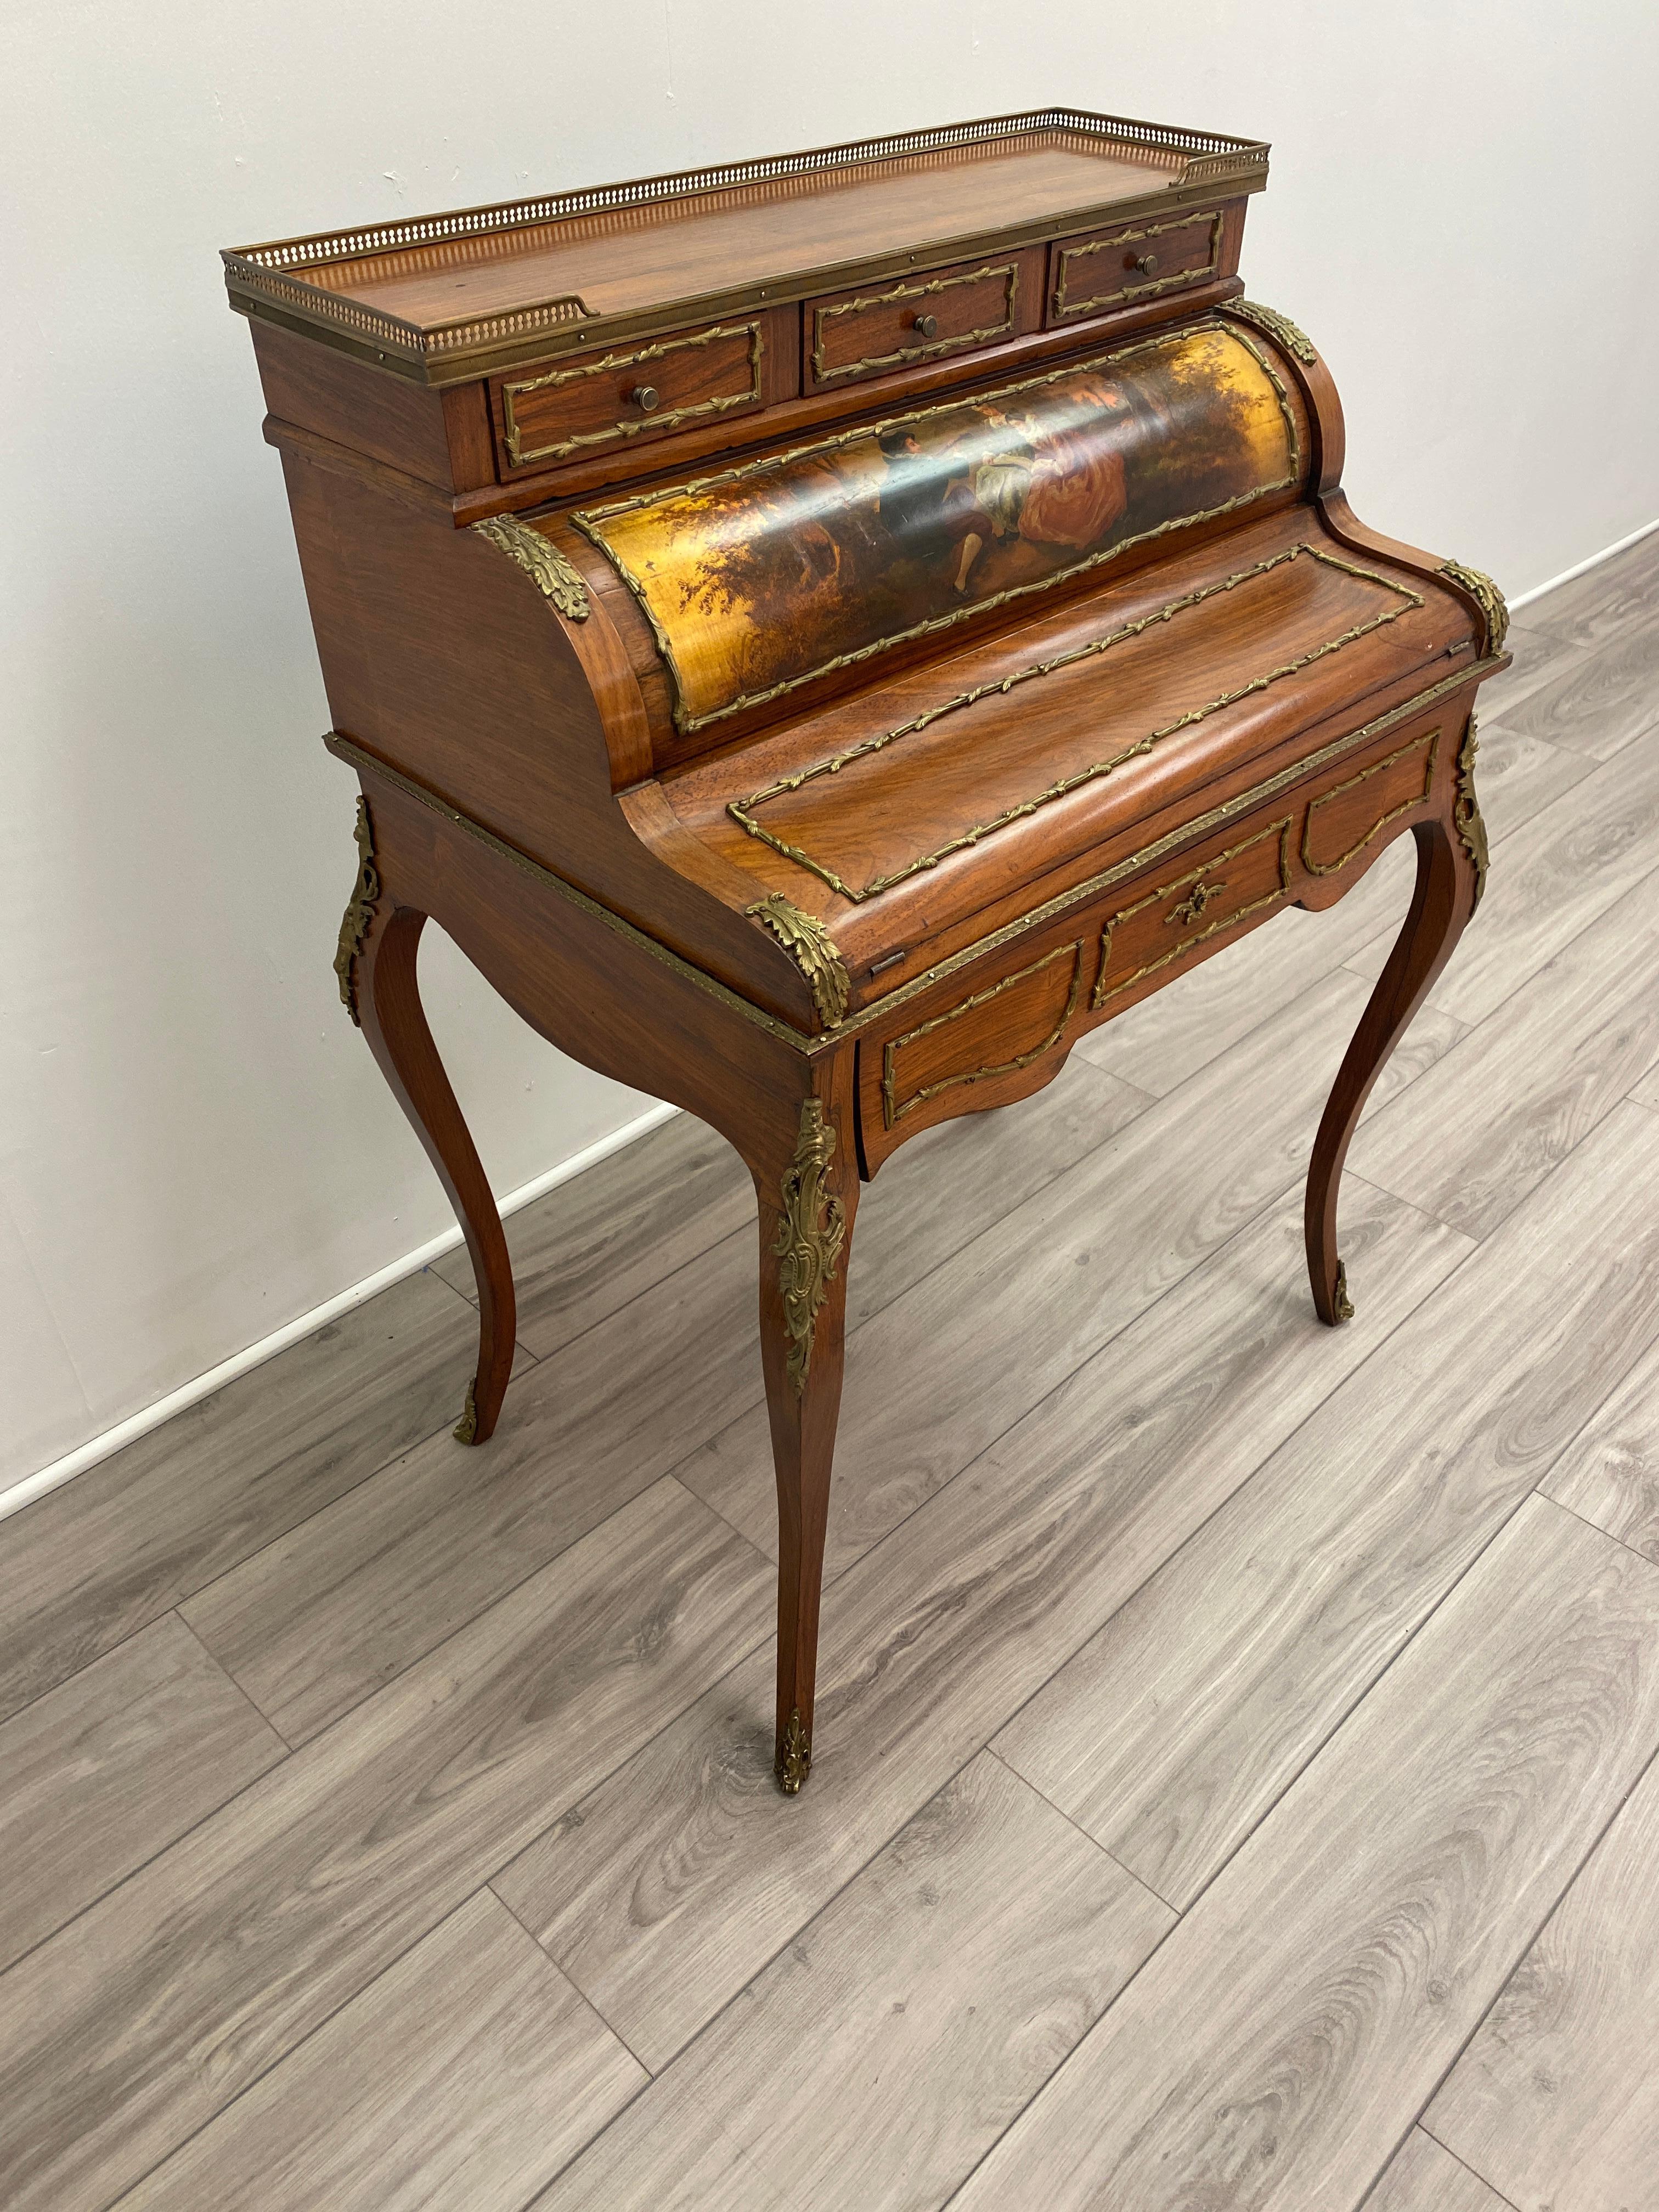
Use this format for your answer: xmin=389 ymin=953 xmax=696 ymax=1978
xmin=805 ymin=254 xmax=1028 ymax=390
xmin=1300 ymin=729 xmax=1441 ymax=877
xmin=878 ymin=937 xmax=1086 ymax=1132
xmin=1048 ymin=208 xmax=1223 ymax=325
xmin=493 ymin=318 xmax=768 ymax=473
xmin=1093 ymin=814 xmax=1293 ymax=1011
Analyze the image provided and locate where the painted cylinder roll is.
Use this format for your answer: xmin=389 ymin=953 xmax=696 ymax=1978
xmin=572 ymin=317 xmax=1307 ymax=736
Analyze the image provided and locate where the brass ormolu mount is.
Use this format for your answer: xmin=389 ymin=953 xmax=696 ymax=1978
xmin=333 ymin=797 xmax=381 ymax=1026
xmin=774 ymin=1099 xmax=847 ymax=1393
xmin=748 ymin=894 xmax=851 ymax=1029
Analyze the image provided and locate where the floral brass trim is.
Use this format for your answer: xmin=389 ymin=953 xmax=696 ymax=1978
xmin=1300 ymin=731 xmax=1440 ymax=877
xmin=747 ymin=895 xmax=850 ymax=1028
xmin=1333 ymin=1260 xmax=1355 ymax=1322
xmin=1454 ymin=713 xmax=1491 ymax=909
xmin=1051 ymin=209 xmax=1222 ymax=320
xmin=501 ymin=321 xmax=765 ymax=467
xmin=776 ymin=1708 xmax=812 ymax=1795
xmin=883 ymin=941 xmax=1084 ymax=1128
xmin=453 ymin=1380 xmax=479 ymax=1445
xmin=576 ymin=318 xmax=1304 ymax=735
xmin=1440 ymin=560 xmax=1510 ymax=657
xmin=333 ymin=796 xmax=381 ymax=1026
xmin=774 ymin=1099 xmax=847 ymax=1394
xmin=470 ymin=514 xmax=590 ymax=620
xmin=729 ymin=545 xmax=1421 ymax=903
xmin=1093 ymin=819 xmax=1292 ymax=1010
xmin=810 ymin=263 xmax=1019 ymax=383
xmin=1227 ymin=299 xmax=1319 ymax=364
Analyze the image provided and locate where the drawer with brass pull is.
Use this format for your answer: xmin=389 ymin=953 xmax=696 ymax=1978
xmin=804 ymin=248 xmax=1041 ymax=390
xmin=491 ymin=315 xmax=775 ymax=474
xmin=1092 ymin=810 xmax=1293 ymax=1011
xmin=1048 ymin=207 xmax=1226 ymax=325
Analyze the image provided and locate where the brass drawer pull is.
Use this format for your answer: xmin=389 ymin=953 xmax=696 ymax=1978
xmin=1051 ymin=215 xmax=1221 ymax=322
xmin=499 ymin=321 xmax=765 ymax=469
xmin=1167 ymin=878 xmax=1226 ymax=926
xmin=808 ymin=261 xmax=1017 ymax=386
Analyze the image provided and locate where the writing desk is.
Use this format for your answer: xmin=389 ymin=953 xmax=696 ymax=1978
xmin=225 ymin=109 xmax=1506 ymax=1792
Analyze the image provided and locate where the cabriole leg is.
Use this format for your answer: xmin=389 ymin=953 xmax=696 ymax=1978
xmin=755 ymin=1086 xmax=860 ymax=1795
xmin=336 ymin=795 xmax=517 ymax=1444
xmin=1305 ymin=740 xmax=1486 ymax=1322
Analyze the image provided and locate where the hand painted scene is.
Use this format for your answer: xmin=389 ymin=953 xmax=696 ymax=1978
xmin=575 ymin=321 xmax=1299 ymax=732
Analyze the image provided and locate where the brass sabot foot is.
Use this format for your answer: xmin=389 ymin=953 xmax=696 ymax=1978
xmin=453 ymin=1379 xmax=480 ymax=1444
xmin=1333 ymin=1259 xmax=1355 ymax=1324
xmin=775 ymin=1708 xmax=812 ymax=1795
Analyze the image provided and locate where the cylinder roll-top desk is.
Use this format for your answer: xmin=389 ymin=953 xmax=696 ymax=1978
xmin=224 ymin=108 xmax=1507 ymax=1795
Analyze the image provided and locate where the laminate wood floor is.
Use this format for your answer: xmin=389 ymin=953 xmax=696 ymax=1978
xmin=4 ymin=540 xmax=1659 ymax=2211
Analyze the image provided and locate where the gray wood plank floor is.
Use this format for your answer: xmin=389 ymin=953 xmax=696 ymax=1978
xmin=1363 ymin=2129 xmax=1517 ymax=2210
xmin=3 ymin=537 xmax=1658 ymax=2210
xmin=1424 ymin=1745 xmax=1659 ymax=2212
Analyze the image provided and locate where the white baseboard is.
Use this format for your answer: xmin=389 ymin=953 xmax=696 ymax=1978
xmin=1511 ymin=512 xmax=1659 ymax=612
xmin=0 ymin=1100 xmax=680 ymax=1526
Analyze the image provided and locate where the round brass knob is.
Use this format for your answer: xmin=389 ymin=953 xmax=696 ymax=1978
xmin=912 ymin=312 xmax=939 ymax=339
xmin=1132 ymin=252 xmax=1159 ymax=275
xmin=630 ymin=384 xmax=660 ymax=412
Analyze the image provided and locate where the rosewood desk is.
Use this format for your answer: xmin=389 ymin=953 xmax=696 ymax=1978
xmin=225 ymin=109 xmax=1508 ymax=1793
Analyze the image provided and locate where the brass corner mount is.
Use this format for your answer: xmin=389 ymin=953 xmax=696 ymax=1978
xmin=470 ymin=514 xmax=591 ymax=622
xmin=748 ymin=894 xmax=851 ymax=1029
xmin=1229 ymin=297 xmax=1318 ymax=365
xmin=774 ymin=1098 xmax=847 ymax=1393
xmin=1440 ymin=560 xmax=1509 ymax=657
xmin=1454 ymin=714 xmax=1491 ymax=909
xmin=333 ymin=795 xmax=381 ymax=1025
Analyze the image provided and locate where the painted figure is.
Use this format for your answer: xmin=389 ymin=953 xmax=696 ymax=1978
xmin=1018 ymin=378 xmax=1132 ymax=550
xmin=578 ymin=323 xmax=1297 ymax=731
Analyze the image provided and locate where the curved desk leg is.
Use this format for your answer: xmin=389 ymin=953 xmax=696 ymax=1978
xmin=340 ymin=807 xmax=516 ymax=1446
xmin=755 ymin=1087 xmax=860 ymax=1796
xmin=1306 ymin=793 xmax=1482 ymax=1324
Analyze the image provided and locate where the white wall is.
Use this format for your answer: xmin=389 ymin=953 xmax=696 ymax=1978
xmin=4 ymin=0 xmax=1656 ymax=1496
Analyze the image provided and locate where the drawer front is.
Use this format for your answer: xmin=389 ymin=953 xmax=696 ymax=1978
xmin=805 ymin=255 xmax=1026 ymax=390
xmin=495 ymin=319 xmax=767 ymax=472
xmin=1300 ymin=728 xmax=1441 ymax=877
xmin=1048 ymin=208 xmax=1223 ymax=325
xmin=1094 ymin=815 xmax=1293 ymax=1012
xmin=879 ymin=938 xmax=1085 ymax=1131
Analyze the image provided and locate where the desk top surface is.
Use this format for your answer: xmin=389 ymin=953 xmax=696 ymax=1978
xmin=223 ymin=109 xmax=1269 ymax=382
